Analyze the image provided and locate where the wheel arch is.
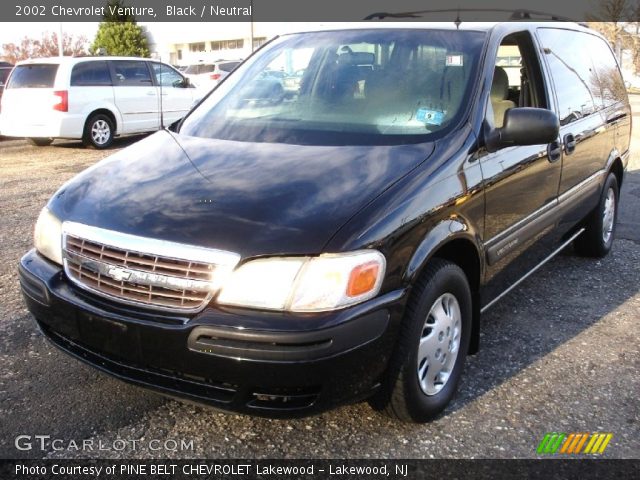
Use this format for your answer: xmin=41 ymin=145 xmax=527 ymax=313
xmin=405 ymin=217 xmax=484 ymax=354
xmin=84 ymin=107 xmax=120 ymax=135
xmin=605 ymin=148 xmax=624 ymax=189
xmin=609 ymin=157 xmax=624 ymax=190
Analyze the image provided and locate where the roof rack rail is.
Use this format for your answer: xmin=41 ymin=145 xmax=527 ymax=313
xmin=363 ymin=8 xmax=577 ymax=22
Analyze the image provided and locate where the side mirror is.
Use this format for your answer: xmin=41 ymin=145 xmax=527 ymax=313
xmin=485 ymin=107 xmax=559 ymax=153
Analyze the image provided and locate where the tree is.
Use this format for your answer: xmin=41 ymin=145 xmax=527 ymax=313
xmin=586 ymin=0 xmax=631 ymax=62
xmin=90 ymin=1 xmax=150 ymax=57
xmin=90 ymin=23 xmax=150 ymax=57
xmin=103 ymin=0 xmax=136 ymax=22
xmin=1 ymin=32 xmax=88 ymax=64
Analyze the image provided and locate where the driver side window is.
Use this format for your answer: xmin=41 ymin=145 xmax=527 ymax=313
xmin=489 ymin=32 xmax=547 ymax=127
xmin=152 ymin=63 xmax=184 ymax=87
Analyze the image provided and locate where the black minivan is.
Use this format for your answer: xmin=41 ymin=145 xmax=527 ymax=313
xmin=19 ymin=22 xmax=630 ymax=422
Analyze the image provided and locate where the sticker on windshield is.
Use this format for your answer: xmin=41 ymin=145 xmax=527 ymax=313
xmin=416 ymin=108 xmax=445 ymax=126
xmin=446 ymin=54 xmax=464 ymax=67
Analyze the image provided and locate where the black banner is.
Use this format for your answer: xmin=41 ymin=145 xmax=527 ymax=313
xmin=1 ymin=459 xmax=639 ymax=480
xmin=0 ymin=0 xmax=635 ymax=22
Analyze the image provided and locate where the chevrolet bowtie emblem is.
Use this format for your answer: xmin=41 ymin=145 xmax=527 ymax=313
xmin=107 ymin=266 xmax=132 ymax=282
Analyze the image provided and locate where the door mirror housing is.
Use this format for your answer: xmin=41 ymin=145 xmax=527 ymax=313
xmin=485 ymin=107 xmax=559 ymax=152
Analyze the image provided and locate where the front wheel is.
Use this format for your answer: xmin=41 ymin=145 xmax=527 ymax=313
xmin=371 ymin=259 xmax=472 ymax=423
xmin=574 ymin=172 xmax=619 ymax=257
xmin=82 ymin=114 xmax=114 ymax=149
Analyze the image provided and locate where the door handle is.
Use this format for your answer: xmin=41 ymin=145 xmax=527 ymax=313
xmin=146 ymin=91 xmax=156 ymax=96
xmin=563 ymin=133 xmax=576 ymax=155
xmin=547 ymin=140 xmax=562 ymax=163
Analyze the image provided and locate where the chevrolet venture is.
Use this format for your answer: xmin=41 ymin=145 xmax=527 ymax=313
xmin=19 ymin=22 xmax=630 ymax=422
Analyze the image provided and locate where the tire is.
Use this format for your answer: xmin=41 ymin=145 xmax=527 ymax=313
xmin=573 ymin=172 xmax=619 ymax=258
xmin=27 ymin=137 xmax=53 ymax=147
xmin=371 ymin=259 xmax=472 ymax=423
xmin=82 ymin=113 xmax=114 ymax=149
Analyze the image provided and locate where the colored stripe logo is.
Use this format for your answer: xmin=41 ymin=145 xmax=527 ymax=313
xmin=537 ymin=433 xmax=613 ymax=454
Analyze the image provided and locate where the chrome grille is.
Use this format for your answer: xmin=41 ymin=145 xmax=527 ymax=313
xmin=62 ymin=222 xmax=240 ymax=313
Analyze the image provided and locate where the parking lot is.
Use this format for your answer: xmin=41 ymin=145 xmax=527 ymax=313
xmin=1 ymin=98 xmax=639 ymax=460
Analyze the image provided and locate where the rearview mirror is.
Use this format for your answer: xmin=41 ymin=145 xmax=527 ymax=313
xmin=485 ymin=107 xmax=559 ymax=152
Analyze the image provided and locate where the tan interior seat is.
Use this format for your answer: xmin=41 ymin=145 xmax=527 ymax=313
xmin=491 ymin=66 xmax=516 ymax=127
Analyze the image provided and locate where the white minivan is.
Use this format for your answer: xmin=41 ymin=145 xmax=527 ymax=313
xmin=0 ymin=56 xmax=197 ymax=148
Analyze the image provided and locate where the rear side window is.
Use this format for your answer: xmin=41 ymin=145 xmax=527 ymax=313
xmin=538 ymin=28 xmax=623 ymax=125
xmin=6 ymin=64 xmax=58 ymax=88
xmin=111 ymin=60 xmax=152 ymax=86
xmin=219 ymin=62 xmax=240 ymax=72
xmin=71 ymin=61 xmax=112 ymax=86
xmin=585 ymin=35 xmax=626 ymax=108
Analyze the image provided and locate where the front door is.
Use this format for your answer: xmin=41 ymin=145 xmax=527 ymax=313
xmin=149 ymin=62 xmax=194 ymax=126
xmin=109 ymin=60 xmax=159 ymax=134
xmin=479 ymin=31 xmax=562 ymax=306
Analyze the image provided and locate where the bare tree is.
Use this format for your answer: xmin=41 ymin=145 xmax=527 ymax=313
xmin=1 ymin=32 xmax=88 ymax=64
xmin=587 ymin=0 xmax=632 ymax=61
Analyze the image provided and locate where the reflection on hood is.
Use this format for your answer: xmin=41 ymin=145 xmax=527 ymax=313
xmin=50 ymin=130 xmax=433 ymax=257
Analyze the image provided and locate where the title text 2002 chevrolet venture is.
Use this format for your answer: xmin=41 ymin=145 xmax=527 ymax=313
xmin=19 ymin=21 xmax=630 ymax=422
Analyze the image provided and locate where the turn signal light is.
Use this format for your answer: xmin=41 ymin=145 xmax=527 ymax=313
xmin=347 ymin=262 xmax=380 ymax=297
xmin=210 ymin=73 xmax=221 ymax=80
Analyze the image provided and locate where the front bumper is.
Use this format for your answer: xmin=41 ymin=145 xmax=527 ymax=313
xmin=19 ymin=249 xmax=406 ymax=417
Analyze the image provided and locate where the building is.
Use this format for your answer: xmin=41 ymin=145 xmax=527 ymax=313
xmin=143 ymin=22 xmax=314 ymax=66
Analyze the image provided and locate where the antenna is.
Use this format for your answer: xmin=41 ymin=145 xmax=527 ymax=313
xmin=159 ymin=54 xmax=165 ymax=129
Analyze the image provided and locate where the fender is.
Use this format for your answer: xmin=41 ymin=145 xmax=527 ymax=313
xmin=602 ymin=147 xmax=627 ymax=191
xmin=404 ymin=216 xmax=484 ymax=284
xmin=404 ymin=216 xmax=484 ymax=354
xmin=605 ymin=147 xmax=620 ymax=173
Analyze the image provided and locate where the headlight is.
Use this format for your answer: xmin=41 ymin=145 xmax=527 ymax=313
xmin=34 ymin=207 xmax=63 ymax=265
xmin=217 ymin=250 xmax=386 ymax=312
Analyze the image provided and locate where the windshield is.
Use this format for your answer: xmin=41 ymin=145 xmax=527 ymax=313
xmin=180 ymin=29 xmax=486 ymax=146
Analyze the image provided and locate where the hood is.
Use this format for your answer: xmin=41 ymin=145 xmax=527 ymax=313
xmin=50 ymin=130 xmax=434 ymax=257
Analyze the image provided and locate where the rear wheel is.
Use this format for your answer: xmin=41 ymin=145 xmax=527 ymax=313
xmin=27 ymin=137 xmax=53 ymax=147
xmin=82 ymin=113 xmax=114 ymax=149
xmin=574 ymin=172 xmax=619 ymax=257
xmin=371 ymin=259 xmax=472 ymax=422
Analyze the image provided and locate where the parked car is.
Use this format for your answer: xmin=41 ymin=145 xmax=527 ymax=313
xmin=0 ymin=56 xmax=196 ymax=148
xmin=0 ymin=62 xmax=13 ymax=107
xmin=183 ymin=60 xmax=242 ymax=89
xmin=19 ymin=22 xmax=630 ymax=422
